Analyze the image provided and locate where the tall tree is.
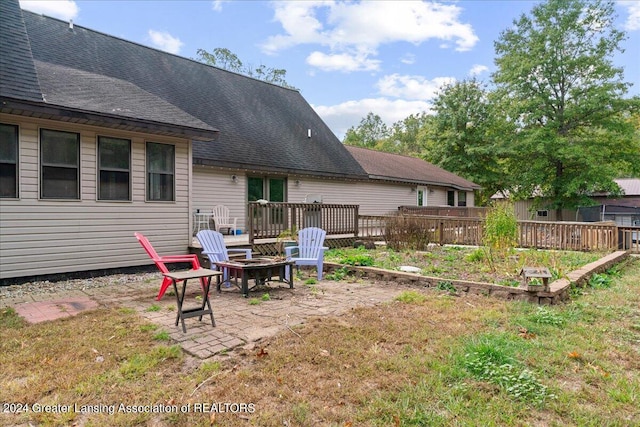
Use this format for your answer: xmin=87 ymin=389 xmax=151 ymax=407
xmin=196 ymin=48 xmax=296 ymax=89
xmin=428 ymin=78 xmax=508 ymax=204
xmin=383 ymin=113 xmax=433 ymax=156
xmin=492 ymin=0 xmax=639 ymax=217
xmin=343 ymin=112 xmax=391 ymax=148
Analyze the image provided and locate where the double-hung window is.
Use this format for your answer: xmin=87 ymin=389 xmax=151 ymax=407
xmin=40 ymin=129 xmax=80 ymax=199
xmin=146 ymin=142 xmax=174 ymax=201
xmin=0 ymin=123 xmax=19 ymax=198
xmin=98 ymin=136 xmax=131 ymax=201
xmin=458 ymin=191 xmax=467 ymax=207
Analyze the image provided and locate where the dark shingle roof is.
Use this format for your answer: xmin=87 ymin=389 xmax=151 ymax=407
xmin=0 ymin=0 xmax=42 ymax=102
xmin=19 ymin=9 xmax=367 ymax=179
xmin=1 ymin=0 xmax=216 ymax=141
xmin=35 ymin=60 xmax=214 ymax=133
xmin=345 ymin=146 xmax=481 ymax=191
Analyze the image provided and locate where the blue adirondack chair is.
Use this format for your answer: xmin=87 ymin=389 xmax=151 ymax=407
xmin=285 ymin=227 xmax=328 ymax=280
xmin=196 ymin=230 xmax=252 ymax=286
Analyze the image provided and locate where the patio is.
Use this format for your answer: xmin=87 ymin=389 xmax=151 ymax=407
xmin=0 ymin=270 xmax=405 ymax=360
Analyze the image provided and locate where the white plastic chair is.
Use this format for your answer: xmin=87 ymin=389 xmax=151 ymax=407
xmin=285 ymin=227 xmax=328 ymax=280
xmin=211 ymin=205 xmax=238 ymax=235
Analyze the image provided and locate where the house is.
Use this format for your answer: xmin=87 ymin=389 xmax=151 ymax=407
xmin=345 ymin=146 xmax=480 ymax=213
xmin=576 ymin=179 xmax=640 ymax=226
xmin=0 ymin=0 xmax=478 ymax=283
xmin=492 ymin=178 xmax=640 ymax=223
xmin=0 ymin=0 xmax=218 ymax=282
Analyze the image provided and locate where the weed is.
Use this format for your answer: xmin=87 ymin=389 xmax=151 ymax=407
xmin=304 ymin=278 xmax=318 ymax=285
xmin=588 ymin=273 xmax=612 ymax=289
xmin=462 ymin=334 xmax=553 ymax=405
xmin=436 ymin=281 xmax=457 ymax=293
xmin=325 ymin=267 xmax=350 ymax=281
xmin=0 ymin=307 xmax=25 ymax=329
xmin=139 ymin=324 xmax=158 ymax=332
xmin=153 ymin=331 xmax=170 ymax=341
xmin=395 ymin=290 xmax=426 ymax=304
xmin=248 ymin=298 xmax=261 ymax=305
xmin=466 ymin=248 xmax=486 ymax=262
xmin=338 ymin=247 xmax=374 ymax=266
xmin=291 ymin=402 xmax=310 ymax=424
xmin=530 ymin=306 xmax=565 ymax=326
xmin=146 ymin=304 xmax=161 ymax=312
xmin=118 ymin=345 xmax=182 ymax=380
xmin=261 ymin=293 xmax=271 ymax=301
xmin=498 ymin=279 xmax=521 ymax=287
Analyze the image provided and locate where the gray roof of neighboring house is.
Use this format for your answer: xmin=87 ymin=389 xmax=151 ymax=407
xmin=345 ymin=146 xmax=481 ymax=191
xmin=14 ymin=7 xmax=367 ymax=179
xmin=615 ymin=178 xmax=640 ymax=196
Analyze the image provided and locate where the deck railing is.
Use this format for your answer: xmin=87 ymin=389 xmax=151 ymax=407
xmin=398 ymin=206 xmax=488 ymax=218
xmin=247 ymin=202 xmax=359 ymax=244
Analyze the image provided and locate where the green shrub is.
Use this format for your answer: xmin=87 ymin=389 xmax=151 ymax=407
xmin=483 ymin=202 xmax=518 ymax=252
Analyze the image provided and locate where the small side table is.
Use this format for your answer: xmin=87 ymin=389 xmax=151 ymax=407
xmin=163 ymin=268 xmax=222 ymax=333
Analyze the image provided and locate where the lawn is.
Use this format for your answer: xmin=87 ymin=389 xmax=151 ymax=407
xmin=1 ymin=255 xmax=638 ymax=426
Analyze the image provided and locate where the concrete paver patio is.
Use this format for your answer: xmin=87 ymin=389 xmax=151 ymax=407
xmin=1 ymin=272 xmax=405 ymax=359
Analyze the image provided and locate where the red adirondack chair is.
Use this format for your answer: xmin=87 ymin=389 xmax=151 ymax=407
xmin=134 ymin=232 xmax=204 ymax=300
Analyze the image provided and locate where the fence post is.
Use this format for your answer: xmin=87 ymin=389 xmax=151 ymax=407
xmin=248 ymin=203 xmax=255 ymax=244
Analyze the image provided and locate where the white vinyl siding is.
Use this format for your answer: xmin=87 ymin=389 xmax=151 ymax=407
xmin=287 ymin=178 xmax=414 ymax=215
xmin=192 ymin=166 xmax=247 ymax=231
xmin=0 ymin=114 xmax=193 ymax=280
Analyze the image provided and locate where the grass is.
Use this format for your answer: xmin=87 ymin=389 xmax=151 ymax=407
xmin=0 ymin=257 xmax=638 ymax=426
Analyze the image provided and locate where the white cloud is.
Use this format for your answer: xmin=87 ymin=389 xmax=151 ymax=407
xmin=19 ymin=0 xmax=78 ymax=21
xmin=262 ymin=1 xmax=478 ymax=73
xmin=313 ymin=97 xmax=433 ymax=140
xmin=619 ymin=1 xmax=640 ymax=31
xmin=400 ymin=53 xmax=416 ymax=65
xmin=376 ymin=74 xmax=455 ymax=100
xmin=306 ymin=51 xmax=381 ymax=72
xmin=469 ymin=64 xmax=489 ymax=76
xmin=211 ymin=0 xmax=226 ymax=12
xmin=148 ymin=30 xmax=183 ymax=54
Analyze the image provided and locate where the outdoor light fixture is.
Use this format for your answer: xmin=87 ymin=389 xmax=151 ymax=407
xmin=231 ymin=175 xmax=238 ymax=183
xmin=294 ymin=180 xmax=300 ymax=187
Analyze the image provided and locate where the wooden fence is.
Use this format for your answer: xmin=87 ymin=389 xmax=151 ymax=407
xmin=619 ymin=226 xmax=640 ymax=253
xmin=247 ymin=204 xmax=637 ymax=252
xmin=367 ymin=215 xmax=625 ymax=252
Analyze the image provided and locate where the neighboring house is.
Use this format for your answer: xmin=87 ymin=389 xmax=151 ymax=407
xmin=0 ymin=0 xmax=478 ymax=282
xmin=492 ymin=178 xmax=640 ymax=223
xmin=344 ymin=146 xmax=480 ymax=213
xmin=577 ymin=178 xmax=640 ymax=227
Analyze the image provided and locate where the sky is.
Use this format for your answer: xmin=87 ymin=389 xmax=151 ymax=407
xmin=18 ymin=0 xmax=640 ymax=140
